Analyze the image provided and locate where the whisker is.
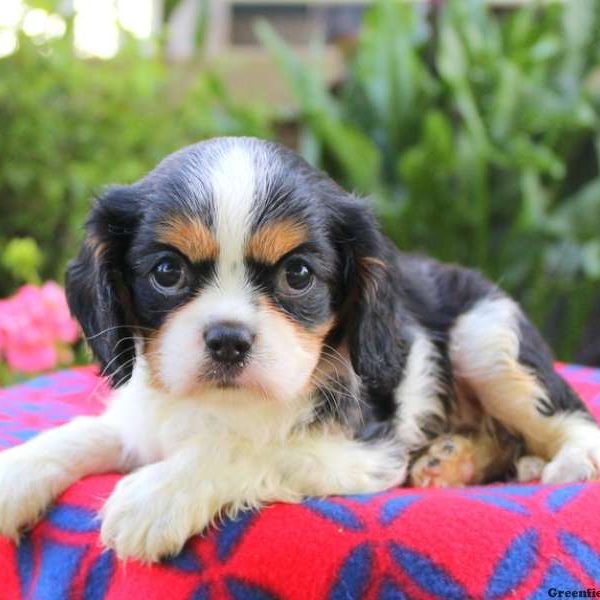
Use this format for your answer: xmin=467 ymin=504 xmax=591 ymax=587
xmin=85 ymin=325 xmax=155 ymax=341
xmin=98 ymin=338 xmax=146 ymax=379
xmin=310 ymin=358 xmax=366 ymax=428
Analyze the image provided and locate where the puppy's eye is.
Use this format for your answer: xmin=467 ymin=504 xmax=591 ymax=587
xmin=150 ymin=258 xmax=187 ymax=293
xmin=277 ymin=258 xmax=314 ymax=295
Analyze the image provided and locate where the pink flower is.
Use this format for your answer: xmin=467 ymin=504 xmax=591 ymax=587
xmin=40 ymin=281 xmax=79 ymax=343
xmin=0 ymin=282 xmax=80 ymax=373
xmin=0 ymin=300 xmax=8 ymax=358
xmin=5 ymin=343 xmax=58 ymax=373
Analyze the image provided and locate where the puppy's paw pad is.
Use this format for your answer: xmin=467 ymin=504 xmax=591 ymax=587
xmin=516 ymin=456 xmax=546 ymax=483
xmin=542 ymin=445 xmax=600 ymax=484
xmin=409 ymin=435 xmax=476 ymax=488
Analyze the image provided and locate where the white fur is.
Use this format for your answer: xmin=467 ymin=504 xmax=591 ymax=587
xmin=450 ymin=296 xmax=522 ymax=382
xmin=211 ymin=142 xmax=257 ymax=276
xmin=100 ymin=375 xmax=405 ymax=561
xmin=157 ymin=288 xmax=258 ymax=396
xmin=158 ymin=143 xmax=258 ymax=395
xmin=541 ymin=414 xmax=600 ymax=484
xmin=394 ymin=331 xmax=445 ymax=449
xmin=0 ymin=363 xmax=404 ymax=561
xmin=250 ymin=303 xmax=324 ymax=402
xmin=157 ymin=288 xmax=320 ymax=402
xmin=0 ymin=416 xmax=123 ymax=539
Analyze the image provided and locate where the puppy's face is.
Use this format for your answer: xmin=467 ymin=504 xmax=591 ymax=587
xmin=68 ymin=138 xmax=383 ymax=403
xmin=130 ymin=144 xmax=337 ymax=399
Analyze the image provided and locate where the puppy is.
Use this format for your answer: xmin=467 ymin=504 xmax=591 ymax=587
xmin=0 ymin=137 xmax=598 ymax=562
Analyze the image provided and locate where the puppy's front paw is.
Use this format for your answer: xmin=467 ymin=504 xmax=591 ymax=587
xmin=100 ymin=465 xmax=214 ymax=562
xmin=542 ymin=442 xmax=600 ymax=484
xmin=0 ymin=448 xmax=67 ymax=540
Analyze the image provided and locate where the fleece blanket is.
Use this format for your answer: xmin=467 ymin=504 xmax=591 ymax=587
xmin=0 ymin=365 xmax=600 ymax=600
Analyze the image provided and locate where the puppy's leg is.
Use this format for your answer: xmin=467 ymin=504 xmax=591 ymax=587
xmin=409 ymin=427 xmax=519 ymax=487
xmin=449 ymin=295 xmax=600 ymax=484
xmin=0 ymin=416 xmax=124 ymax=539
xmin=282 ymin=431 xmax=407 ymax=496
xmin=100 ymin=431 xmax=406 ymax=562
xmin=409 ymin=434 xmax=480 ymax=488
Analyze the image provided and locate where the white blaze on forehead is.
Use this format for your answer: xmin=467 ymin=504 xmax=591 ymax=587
xmin=158 ymin=143 xmax=262 ymax=395
xmin=210 ymin=142 xmax=257 ymax=293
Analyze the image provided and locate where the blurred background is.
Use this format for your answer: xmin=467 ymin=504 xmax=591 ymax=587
xmin=0 ymin=0 xmax=599 ymax=385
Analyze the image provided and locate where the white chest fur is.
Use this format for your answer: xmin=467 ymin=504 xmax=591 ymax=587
xmin=103 ymin=359 xmax=320 ymax=467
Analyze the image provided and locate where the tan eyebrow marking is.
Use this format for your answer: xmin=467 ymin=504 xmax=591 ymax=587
xmin=246 ymin=219 xmax=309 ymax=264
xmin=157 ymin=216 xmax=219 ymax=262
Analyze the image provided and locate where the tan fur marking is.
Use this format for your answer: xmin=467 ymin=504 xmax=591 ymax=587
xmin=85 ymin=235 xmax=107 ymax=261
xmin=143 ymin=332 xmax=166 ymax=391
xmin=158 ymin=216 xmax=219 ymax=262
xmin=360 ymin=256 xmax=386 ymax=271
xmin=358 ymin=256 xmax=387 ymax=301
xmin=259 ymin=298 xmax=334 ymax=354
xmin=259 ymin=297 xmax=336 ymax=394
xmin=247 ymin=220 xmax=308 ymax=265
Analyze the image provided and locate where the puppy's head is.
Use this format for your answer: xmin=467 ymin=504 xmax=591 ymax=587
xmin=67 ymin=138 xmax=398 ymax=403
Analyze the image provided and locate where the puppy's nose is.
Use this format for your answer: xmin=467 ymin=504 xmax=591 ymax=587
xmin=203 ymin=322 xmax=255 ymax=364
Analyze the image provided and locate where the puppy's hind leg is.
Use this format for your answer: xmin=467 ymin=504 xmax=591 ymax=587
xmin=449 ymin=295 xmax=600 ymax=485
xmin=0 ymin=416 xmax=125 ymax=540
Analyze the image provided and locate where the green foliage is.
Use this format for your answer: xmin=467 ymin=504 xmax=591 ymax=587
xmin=258 ymin=0 xmax=600 ymax=359
xmin=1 ymin=237 xmax=42 ymax=284
xmin=2 ymin=0 xmax=600 ymax=365
xmin=0 ymin=30 xmax=271 ymax=296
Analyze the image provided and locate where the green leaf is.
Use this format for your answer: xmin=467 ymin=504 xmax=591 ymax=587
xmin=582 ymin=240 xmax=600 ymax=279
xmin=256 ymin=19 xmax=380 ymax=191
xmin=1 ymin=238 xmax=43 ymax=284
xmin=548 ymin=178 xmax=600 ymax=240
xmin=519 ymin=170 xmax=549 ymax=231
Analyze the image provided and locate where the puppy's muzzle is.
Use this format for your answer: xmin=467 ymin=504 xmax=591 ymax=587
xmin=204 ymin=321 xmax=255 ymax=365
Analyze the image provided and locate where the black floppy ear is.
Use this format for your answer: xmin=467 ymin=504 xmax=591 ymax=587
xmin=66 ymin=185 xmax=140 ymax=387
xmin=333 ymin=197 xmax=410 ymax=408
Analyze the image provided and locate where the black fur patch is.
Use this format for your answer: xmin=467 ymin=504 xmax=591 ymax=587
xmin=66 ymin=185 xmax=141 ymax=387
xmin=518 ymin=317 xmax=588 ymax=417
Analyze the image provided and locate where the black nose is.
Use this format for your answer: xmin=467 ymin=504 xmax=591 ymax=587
xmin=204 ymin=322 xmax=255 ymax=364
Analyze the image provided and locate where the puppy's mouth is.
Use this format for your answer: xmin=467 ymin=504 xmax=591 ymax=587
xmin=202 ymin=361 xmax=246 ymax=389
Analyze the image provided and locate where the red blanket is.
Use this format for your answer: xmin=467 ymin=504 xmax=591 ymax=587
xmin=1 ymin=365 xmax=600 ymax=599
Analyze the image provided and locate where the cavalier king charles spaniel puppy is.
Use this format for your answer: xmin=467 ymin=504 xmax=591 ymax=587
xmin=0 ymin=137 xmax=599 ymax=561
